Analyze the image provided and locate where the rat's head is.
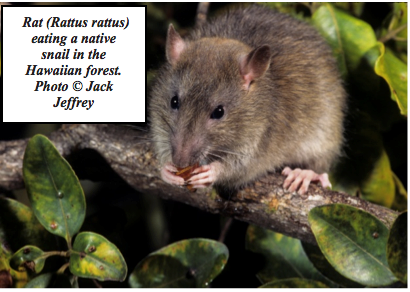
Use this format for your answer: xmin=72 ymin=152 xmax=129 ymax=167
xmin=150 ymin=24 xmax=272 ymax=170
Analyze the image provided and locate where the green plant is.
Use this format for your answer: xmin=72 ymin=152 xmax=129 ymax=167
xmin=246 ymin=206 xmax=406 ymax=287
xmin=0 ymin=135 xmax=229 ymax=288
xmin=0 ymin=135 xmax=127 ymax=287
xmin=129 ymin=238 xmax=228 ymax=288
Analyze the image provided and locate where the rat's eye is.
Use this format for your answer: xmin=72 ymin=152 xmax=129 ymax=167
xmin=170 ymin=95 xmax=179 ymax=110
xmin=210 ymin=105 xmax=224 ymax=119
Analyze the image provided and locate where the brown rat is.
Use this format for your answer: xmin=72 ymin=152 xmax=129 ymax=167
xmin=149 ymin=5 xmax=346 ymax=194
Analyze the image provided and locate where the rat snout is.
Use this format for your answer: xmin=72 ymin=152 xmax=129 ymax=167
xmin=172 ymin=146 xmax=191 ymax=168
xmin=171 ymin=135 xmax=204 ymax=168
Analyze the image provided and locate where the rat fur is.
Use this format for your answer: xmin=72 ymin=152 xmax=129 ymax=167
xmin=149 ymin=4 xmax=346 ymax=193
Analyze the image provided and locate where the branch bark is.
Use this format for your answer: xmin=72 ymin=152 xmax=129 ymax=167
xmin=0 ymin=124 xmax=398 ymax=244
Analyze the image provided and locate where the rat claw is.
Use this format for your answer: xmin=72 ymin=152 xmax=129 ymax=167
xmin=162 ymin=161 xmax=223 ymax=189
xmin=189 ymin=172 xmax=214 ymax=186
xmin=283 ymin=168 xmax=301 ymax=189
xmin=282 ymin=167 xmax=330 ymax=194
xmin=288 ymin=175 xmax=304 ymax=193
xmin=318 ymin=173 xmax=332 ymax=190
xmin=298 ymin=176 xmax=313 ymax=195
xmin=281 ymin=166 xmax=292 ymax=176
xmin=164 ymin=162 xmax=178 ymax=172
xmin=192 ymin=164 xmax=211 ymax=174
xmin=161 ymin=163 xmax=185 ymax=186
xmin=188 ymin=161 xmax=221 ymax=188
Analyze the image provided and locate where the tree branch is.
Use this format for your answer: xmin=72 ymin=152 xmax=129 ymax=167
xmin=0 ymin=124 xmax=398 ymax=244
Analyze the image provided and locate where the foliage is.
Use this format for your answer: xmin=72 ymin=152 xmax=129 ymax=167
xmin=0 ymin=135 xmax=228 ymax=288
xmin=0 ymin=135 xmax=127 ymax=287
xmin=259 ymin=278 xmax=329 ymax=288
xmin=129 ymin=238 xmax=228 ymax=288
xmin=387 ymin=211 xmax=407 ymax=284
xmin=245 ymin=207 xmax=405 ymax=287
xmin=308 ymin=204 xmax=396 ymax=286
xmin=245 ymin=204 xmax=406 ymax=288
xmin=245 ymin=225 xmax=334 ymax=286
xmin=23 ymin=133 xmax=85 ymax=247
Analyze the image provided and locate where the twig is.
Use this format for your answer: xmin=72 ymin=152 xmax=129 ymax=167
xmin=57 ymin=262 xmax=70 ymax=274
xmin=379 ymin=23 xmax=407 ymax=43
xmin=41 ymin=250 xmax=70 ymax=259
xmin=218 ymin=217 xmax=234 ymax=243
xmin=93 ymin=279 xmax=103 ymax=288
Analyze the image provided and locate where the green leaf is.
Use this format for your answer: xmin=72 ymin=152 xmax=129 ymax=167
xmin=363 ymin=40 xmax=407 ymax=116
xmin=129 ymin=238 xmax=228 ymax=288
xmin=0 ymin=241 xmax=29 ymax=288
xmin=389 ymin=3 xmax=408 ymax=40
xmin=70 ymin=275 xmax=79 ymax=288
xmin=391 ymin=172 xmax=408 ymax=212
xmin=384 ymin=3 xmax=407 ymax=62
xmin=0 ymin=197 xmax=59 ymax=287
xmin=359 ymin=149 xmax=395 ymax=208
xmin=129 ymin=254 xmax=194 ymax=288
xmin=312 ymin=4 xmax=377 ymax=78
xmin=374 ymin=45 xmax=407 ymax=116
xmin=259 ymin=278 xmax=328 ymax=288
xmin=9 ymin=246 xmax=45 ymax=274
xmin=302 ymin=242 xmax=362 ymax=287
xmin=387 ymin=211 xmax=407 ymax=284
xmin=69 ymin=232 xmax=127 ymax=282
xmin=308 ymin=204 xmax=397 ymax=286
xmin=245 ymin=225 xmax=334 ymax=286
xmin=0 ymin=197 xmax=55 ymax=252
xmin=23 ymin=134 xmax=86 ymax=246
xmin=25 ymin=273 xmax=72 ymax=288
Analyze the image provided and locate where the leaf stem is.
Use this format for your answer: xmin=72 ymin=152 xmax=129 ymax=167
xmin=41 ymin=250 xmax=70 ymax=259
xmin=393 ymin=37 xmax=407 ymax=42
xmin=93 ymin=279 xmax=103 ymax=288
xmin=379 ymin=23 xmax=407 ymax=43
xmin=57 ymin=262 xmax=70 ymax=274
xmin=218 ymin=217 xmax=233 ymax=242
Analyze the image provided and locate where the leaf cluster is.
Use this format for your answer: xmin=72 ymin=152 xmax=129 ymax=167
xmin=303 ymin=3 xmax=407 ymax=211
xmin=0 ymin=135 xmax=127 ymax=287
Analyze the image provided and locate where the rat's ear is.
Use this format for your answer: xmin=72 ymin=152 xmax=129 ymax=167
xmin=239 ymin=45 xmax=271 ymax=89
xmin=166 ymin=24 xmax=186 ymax=66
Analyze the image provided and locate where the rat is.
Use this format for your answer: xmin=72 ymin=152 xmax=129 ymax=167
xmin=149 ymin=4 xmax=346 ymax=195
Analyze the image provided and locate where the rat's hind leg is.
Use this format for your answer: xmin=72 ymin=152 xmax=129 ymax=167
xmin=281 ymin=167 xmax=331 ymax=195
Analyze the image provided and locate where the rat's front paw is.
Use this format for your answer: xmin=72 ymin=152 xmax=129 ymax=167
xmin=281 ymin=167 xmax=331 ymax=195
xmin=161 ymin=162 xmax=185 ymax=186
xmin=187 ymin=161 xmax=222 ymax=189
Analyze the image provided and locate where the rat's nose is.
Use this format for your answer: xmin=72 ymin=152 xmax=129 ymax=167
xmin=171 ymin=135 xmax=203 ymax=168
